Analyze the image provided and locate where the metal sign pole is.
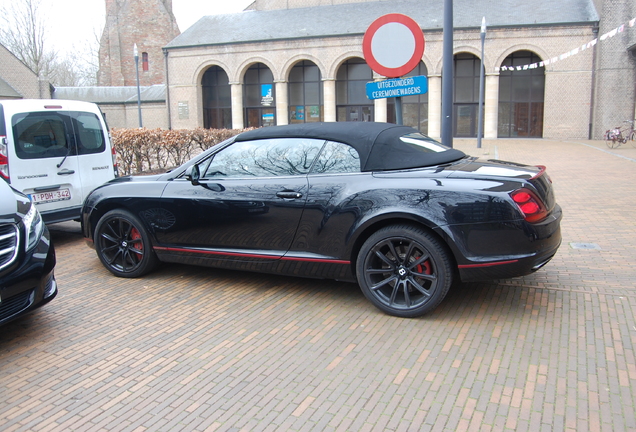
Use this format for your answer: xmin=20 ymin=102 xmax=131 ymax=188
xmin=477 ymin=17 xmax=486 ymax=149
xmin=134 ymin=44 xmax=143 ymax=128
xmin=442 ymin=0 xmax=454 ymax=148
xmin=395 ymin=97 xmax=403 ymax=125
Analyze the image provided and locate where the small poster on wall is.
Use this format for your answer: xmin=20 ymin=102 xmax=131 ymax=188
xmin=261 ymin=85 xmax=274 ymax=106
xmin=178 ymin=102 xmax=189 ymax=119
xmin=309 ymin=106 xmax=320 ymax=119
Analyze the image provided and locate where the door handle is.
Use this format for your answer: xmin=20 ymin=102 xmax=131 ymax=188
xmin=57 ymin=168 xmax=75 ymax=175
xmin=276 ymin=191 xmax=302 ymax=199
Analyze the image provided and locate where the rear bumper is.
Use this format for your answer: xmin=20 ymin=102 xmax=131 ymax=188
xmin=451 ymin=205 xmax=563 ymax=282
xmin=40 ymin=205 xmax=82 ymax=224
xmin=457 ymin=239 xmax=561 ymax=281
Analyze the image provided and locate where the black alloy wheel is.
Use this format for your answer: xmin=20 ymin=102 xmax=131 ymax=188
xmin=94 ymin=209 xmax=158 ymax=278
xmin=356 ymin=225 xmax=453 ymax=318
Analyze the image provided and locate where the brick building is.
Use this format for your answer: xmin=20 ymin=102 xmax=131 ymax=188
xmin=0 ymin=44 xmax=51 ymax=100
xmin=162 ymin=0 xmax=635 ymax=139
xmin=592 ymin=0 xmax=636 ymax=137
xmin=98 ymin=0 xmax=180 ymax=87
xmin=3 ymin=0 xmax=634 ymax=137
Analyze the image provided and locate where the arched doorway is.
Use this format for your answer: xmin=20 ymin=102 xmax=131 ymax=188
xmin=243 ymin=63 xmax=276 ymax=128
xmin=288 ymin=61 xmax=323 ymax=124
xmin=453 ymin=53 xmax=481 ymax=137
xmin=336 ymin=58 xmax=374 ymax=122
xmin=202 ymin=66 xmax=231 ymax=129
xmin=387 ymin=61 xmax=429 ymax=134
xmin=498 ymin=51 xmax=545 ymax=137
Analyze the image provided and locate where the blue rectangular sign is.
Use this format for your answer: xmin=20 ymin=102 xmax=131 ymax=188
xmin=366 ymin=75 xmax=428 ymax=100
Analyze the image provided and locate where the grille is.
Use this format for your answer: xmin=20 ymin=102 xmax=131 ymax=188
xmin=0 ymin=290 xmax=33 ymax=323
xmin=0 ymin=223 xmax=19 ymax=271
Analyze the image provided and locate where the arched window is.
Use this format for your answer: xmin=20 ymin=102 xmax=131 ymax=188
xmin=288 ymin=61 xmax=323 ymax=123
xmin=336 ymin=58 xmax=374 ymax=122
xmin=498 ymin=51 xmax=545 ymax=137
xmin=244 ymin=63 xmax=276 ymax=128
xmin=453 ymin=53 xmax=481 ymax=137
xmin=202 ymin=66 xmax=232 ymax=129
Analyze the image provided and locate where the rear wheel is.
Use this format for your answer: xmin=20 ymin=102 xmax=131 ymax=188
xmin=94 ymin=209 xmax=158 ymax=278
xmin=356 ymin=225 xmax=453 ymax=318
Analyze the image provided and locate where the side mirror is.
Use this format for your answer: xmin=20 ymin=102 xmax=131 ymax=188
xmin=185 ymin=164 xmax=200 ymax=185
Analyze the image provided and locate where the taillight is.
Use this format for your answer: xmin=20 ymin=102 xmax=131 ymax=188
xmin=511 ymin=188 xmax=548 ymax=223
xmin=111 ymin=144 xmax=119 ymax=177
xmin=0 ymin=136 xmax=8 ymax=181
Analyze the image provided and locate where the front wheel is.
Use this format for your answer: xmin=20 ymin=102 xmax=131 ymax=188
xmin=356 ymin=225 xmax=453 ymax=318
xmin=94 ymin=209 xmax=158 ymax=278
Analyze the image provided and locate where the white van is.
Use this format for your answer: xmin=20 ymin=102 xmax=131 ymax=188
xmin=0 ymin=99 xmax=118 ymax=224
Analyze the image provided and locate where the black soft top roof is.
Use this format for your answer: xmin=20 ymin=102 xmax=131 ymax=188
xmin=235 ymin=122 xmax=466 ymax=172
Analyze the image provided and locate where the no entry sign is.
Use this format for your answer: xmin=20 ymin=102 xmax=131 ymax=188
xmin=362 ymin=14 xmax=425 ymax=78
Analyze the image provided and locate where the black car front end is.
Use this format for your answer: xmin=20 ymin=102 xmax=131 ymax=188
xmin=1 ymin=184 xmax=57 ymax=326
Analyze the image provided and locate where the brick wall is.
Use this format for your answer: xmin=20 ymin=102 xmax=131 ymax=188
xmin=100 ymin=102 xmax=168 ymax=129
xmin=0 ymin=45 xmax=45 ymax=99
xmin=592 ymin=0 xmax=636 ymax=138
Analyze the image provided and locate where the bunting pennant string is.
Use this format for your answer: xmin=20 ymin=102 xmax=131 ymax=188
xmin=494 ymin=16 xmax=636 ymax=72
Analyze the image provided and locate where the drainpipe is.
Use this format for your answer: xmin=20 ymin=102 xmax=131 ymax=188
xmin=164 ymin=48 xmax=172 ymax=130
xmin=588 ymin=24 xmax=599 ymax=139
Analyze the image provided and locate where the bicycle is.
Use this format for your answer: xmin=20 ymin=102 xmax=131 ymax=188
xmin=604 ymin=120 xmax=636 ymax=148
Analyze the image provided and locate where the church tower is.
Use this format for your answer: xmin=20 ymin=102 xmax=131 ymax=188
xmin=98 ymin=0 xmax=180 ymax=86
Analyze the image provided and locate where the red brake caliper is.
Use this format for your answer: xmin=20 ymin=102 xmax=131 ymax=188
xmin=416 ymin=260 xmax=432 ymax=275
xmin=131 ymin=228 xmax=143 ymax=251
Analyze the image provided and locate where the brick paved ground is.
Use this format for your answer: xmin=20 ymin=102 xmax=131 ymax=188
xmin=1 ymin=138 xmax=635 ymax=432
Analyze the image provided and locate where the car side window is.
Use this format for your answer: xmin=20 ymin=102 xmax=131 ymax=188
xmin=73 ymin=112 xmax=106 ymax=155
xmin=201 ymin=138 xmax=324 ymax=178
xmin=12 ymin=112 xmax=70 ymax=159
xmin=311 ymin=141 xmax=360 ymax=174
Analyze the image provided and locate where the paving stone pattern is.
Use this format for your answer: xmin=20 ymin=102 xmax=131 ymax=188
xmin=1 ymin=139 xmax=635 ymax=431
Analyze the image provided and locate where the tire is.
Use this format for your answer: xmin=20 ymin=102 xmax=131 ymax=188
xmin=356 ymin=224 xmax=453 ymax=318
xmin=630 ymin=132 xmax=636 ymax=148
xmin=606 ymin=137 xmax=619 ymax=149
xmin=94 ymin=209 xmax=158 ymax=278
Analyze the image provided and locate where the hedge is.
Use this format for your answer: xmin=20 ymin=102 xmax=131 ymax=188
xmin=110 ymin=127 xmax=251 ymax=176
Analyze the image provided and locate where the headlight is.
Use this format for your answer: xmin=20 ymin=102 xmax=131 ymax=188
xmin=23 ymin=202 xmax=44 ymax=251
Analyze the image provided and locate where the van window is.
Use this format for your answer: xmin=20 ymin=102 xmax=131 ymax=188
xmin=74 ymin=113 xmax=105 ymax=154
xmin=13 ymin=112 xmax=70 ymax=159
xmin=12 ymin=111 xmax=106 ymax=159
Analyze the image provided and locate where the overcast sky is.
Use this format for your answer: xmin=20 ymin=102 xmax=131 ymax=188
xmin=41 ymin=0 xmax=254 ymax=55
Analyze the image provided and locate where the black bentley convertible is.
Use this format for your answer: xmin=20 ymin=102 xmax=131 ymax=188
xmin=81 ymin=122 xmax=561 ymax=317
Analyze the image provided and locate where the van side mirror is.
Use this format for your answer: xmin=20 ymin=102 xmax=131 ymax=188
xmin=185 ymin=164 xmax=200 ymax=185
